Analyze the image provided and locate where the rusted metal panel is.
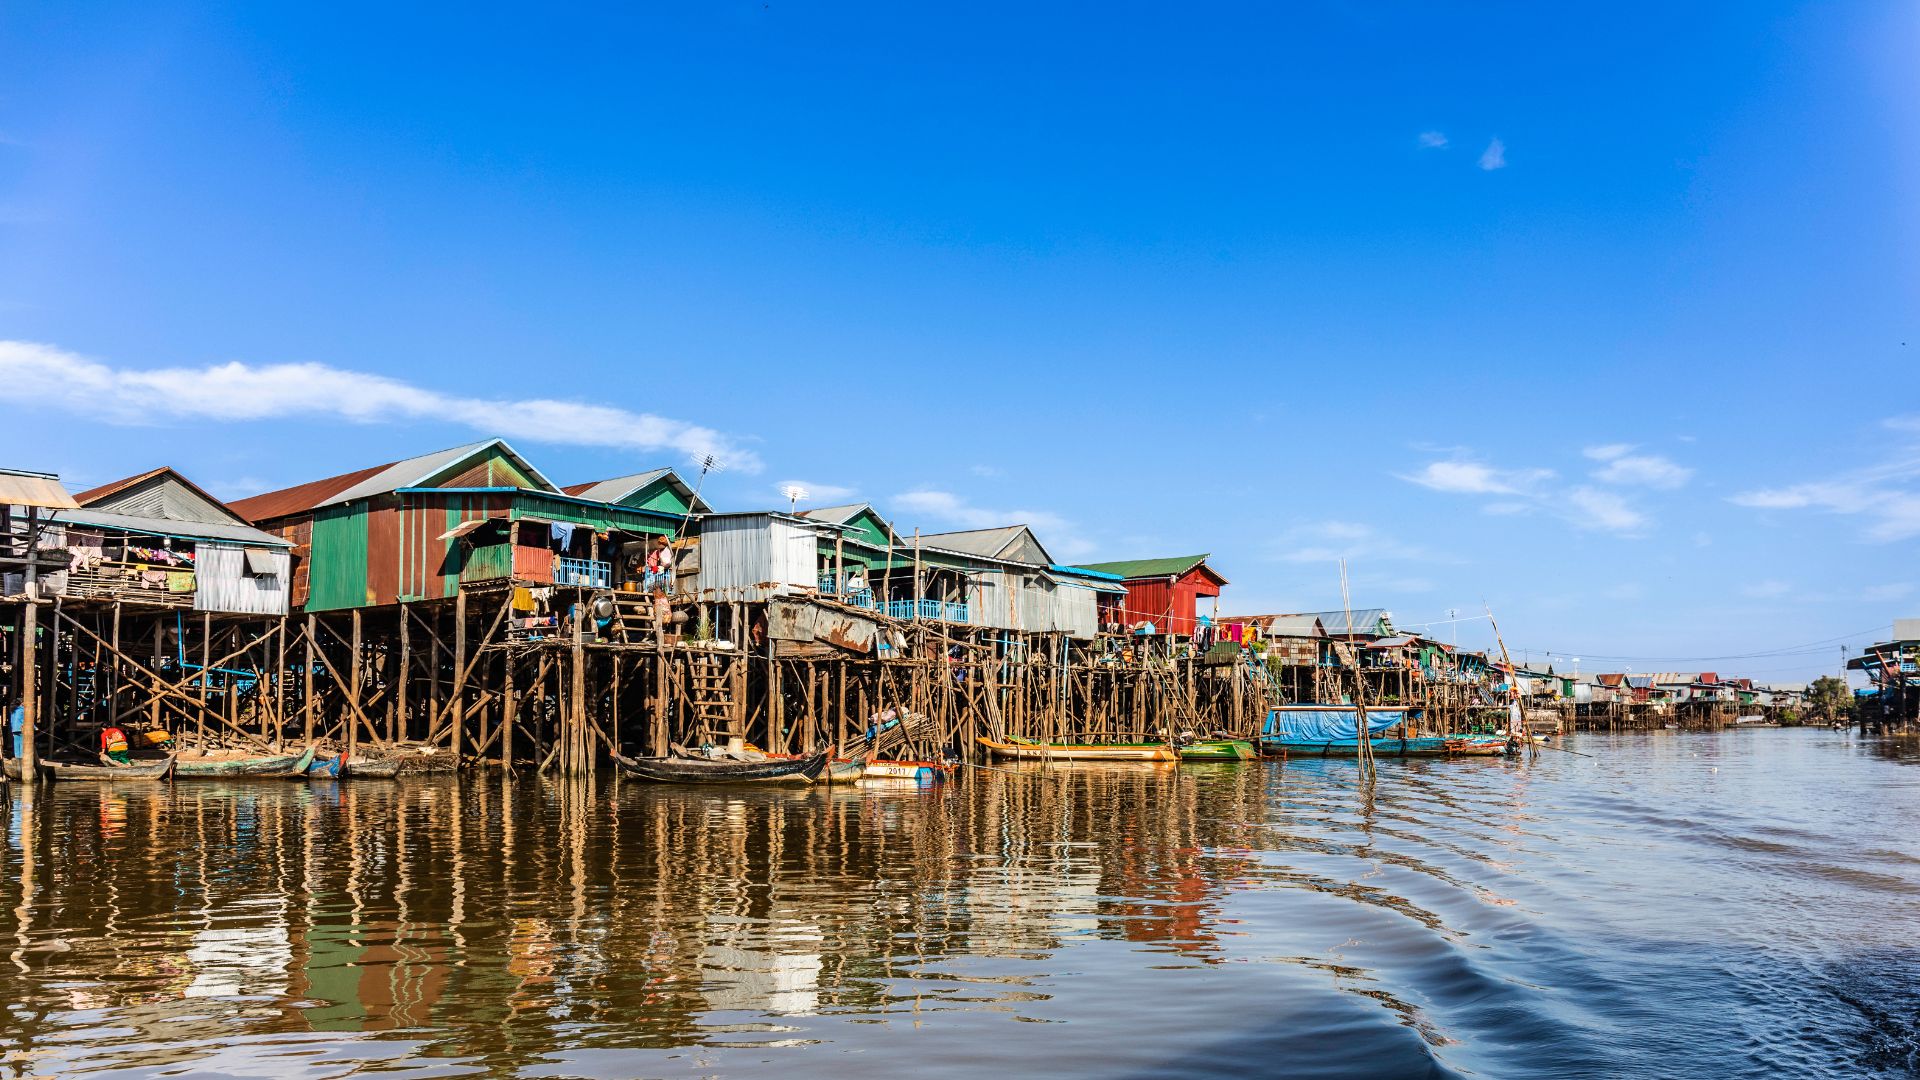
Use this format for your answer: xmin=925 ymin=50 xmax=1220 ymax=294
xmin=768 ymin=598 xmax=876 ymax=654
xmin=816 ymin=608 xmax=877 ymax=654
xmin=364 ymin=501 xmax=400 ymax=607
xmin=768 ymin=598 xmax=815 ymax=642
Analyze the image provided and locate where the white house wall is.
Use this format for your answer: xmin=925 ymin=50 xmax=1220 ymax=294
xmin=193 ymin=542 xmax=291 ymax=615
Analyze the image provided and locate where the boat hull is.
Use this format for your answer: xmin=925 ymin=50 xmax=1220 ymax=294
xmin=614 ymin=748 xmax=830 ymax=784
xmin=1260 ymin=735 xmax=1507 ymax=758
xmin=1178 ymin=740 xmax=1257 ymax=761
xmin=977 ymin=737 xmax=1177 ymax=762
xmin=4 ymin=756 xmax=176 ymax=781
xmin=171 ymin=746 xmax=317 ymax=778
xmin=862 ymin=759 xmax=955 ymax=782
xmin=345 ymin=757 xmax=404 ymax=778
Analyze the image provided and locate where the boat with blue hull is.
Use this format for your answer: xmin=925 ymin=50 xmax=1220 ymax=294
xmin=1257 ymin=707 xmax=1508 ymax=758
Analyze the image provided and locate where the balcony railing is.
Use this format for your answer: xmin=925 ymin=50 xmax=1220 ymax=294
xmin=880 ymin=598 xmax=969 ymax=623
xmin=553 ymin=556 xmax=611 ymax=588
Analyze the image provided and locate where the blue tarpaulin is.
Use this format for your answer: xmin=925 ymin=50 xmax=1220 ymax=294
xmin=1263 ymin=708 xmax=1406 ymax=741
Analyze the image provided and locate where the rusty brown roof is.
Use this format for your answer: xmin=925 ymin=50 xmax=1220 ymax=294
xmin=226 ymin=460 xmax=394 ymax=523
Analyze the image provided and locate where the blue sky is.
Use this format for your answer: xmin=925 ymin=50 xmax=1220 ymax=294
xmin=2 ymin=3 xmax=1915 ymax=681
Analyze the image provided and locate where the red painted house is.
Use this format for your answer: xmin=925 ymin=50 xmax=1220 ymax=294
xmin=1070 ymin=554 xmax=1227 ymax=636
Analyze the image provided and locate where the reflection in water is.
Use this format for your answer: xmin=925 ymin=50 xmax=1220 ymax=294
xmin=1 ymin=730 xmax=1917 ymax=1079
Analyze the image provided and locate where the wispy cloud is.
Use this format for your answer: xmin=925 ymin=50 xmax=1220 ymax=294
xmin=777 ymin=480 xmax=857 ymax=504
xmin=968 ymin=464 xmax=1003 ymax=478
xmin=1478 ymin=137 xmax=1507 ymax=171
xmin=1399 ymin=459 xmax=1553 ymax=496
xmin=1272 ymin=520 xmax=1435 ymax=564
xmin=1729 ymin=426 xmax=1920 ymax=541
xmin=1740 ymin=579 xmax=1793 ymax=600
xmin=1565 ymin=486 xmax=1647 ymax=534
xmin=1584 ymin=443 xmax=1694 ymax=489
xmin=1418 ymin=130 xmax=1449 ymax=149
xmin=892 ymin=489 xmax=1091 ymax=558
xmin=0 ymin=339 xmax=763 ymax=472
xmin=1402 ymin=452 xmax=1650 ymax=534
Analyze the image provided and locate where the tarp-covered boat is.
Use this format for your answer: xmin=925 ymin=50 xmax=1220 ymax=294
xmin=1259 ymin=708 xmax=1508 ymax=757
xmin=977 ymin=736 xmax=1177 ymax=762
xmin=4 ymin=755 xmax=176 ymax=782
xmin=614 ymin=747 xmax=830 ymax=784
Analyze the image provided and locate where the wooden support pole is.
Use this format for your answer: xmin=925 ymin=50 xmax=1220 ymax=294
xmin=348 ymin=610 xmax=362 ymax=757
xmin=451 ymin=590 xmax=468 ymax=759
xmin=302 ymin=614 xmax=316 ymax=743
xmin=398 ymin=608 xmax=410 ymax=743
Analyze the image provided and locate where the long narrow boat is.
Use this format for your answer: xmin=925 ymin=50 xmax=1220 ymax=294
xmin=1177 ymin=739 xmax=1257 ymax=761
xmin=862 ymin=759 xmax=956 ymax=782
xmin=344 ymin=756 xmax=404 ymax=779
xmin=171 ymin=746 xmax=317 ymax=779
xmin=1267 ymin=735 xmax=1503 ymax=758
xmin=977 ymin=736 xmax=1178 ymax=762
xmin=3 ymin=756 xmax=176 ymax=782
xmin=614 ymin=747 xmax=830 ymax=784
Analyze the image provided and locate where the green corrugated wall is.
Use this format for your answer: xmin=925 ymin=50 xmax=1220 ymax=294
xmin=307 ymin=504 xmax=370 ymax=611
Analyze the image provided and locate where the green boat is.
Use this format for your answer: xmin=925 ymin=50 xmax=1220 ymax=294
xmin=170 ymin=746 xmax=317 ymax=778
xmin=1177 ymin=739 xmax=1257 ymax=761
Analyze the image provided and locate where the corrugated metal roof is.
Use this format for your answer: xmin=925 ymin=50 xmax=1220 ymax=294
xmin=229 ymin=439 xmax=556 ymax=522
xmin=1073 ymin=554 xmax=1226 ymax=583
xmin=74 ymin=467 xmax=248 ymax=527
xmin=561 ymin=467 xmax=713 ymax=513
xmin=795 ymin=502 xmax=869 ymax=524
xmin=0 ymin=468 xmax=79 ymax=509
xmin=1368 ymin=635 xmax=1417 ymax=648
xmin=59 ymin=507 xmax=291 ymax=547
xmin=1297 ymin=608 xmax=1391 ymax=636
xmin=917 ymin=526 xmax=1054 ymax=566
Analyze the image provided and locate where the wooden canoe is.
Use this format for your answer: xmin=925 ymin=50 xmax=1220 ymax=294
xmin=344 ymin=756 xmax=404 ymax=779
xmin=172 ymin=746 xmax=317 ymax=778
xmin=614 ymin=747 xmax=830 ymax=784
xmin=862 ymin=759 xmax=955 ymax=782
xmin=3 ymin=755 xmax=176 ymax=781
xmin=977 ymin=736 xmax=1178 ymax=762
xmin=1177 ymin=739 xmax=1257 ymax=761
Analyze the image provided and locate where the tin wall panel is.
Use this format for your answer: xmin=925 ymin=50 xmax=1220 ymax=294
xmin=193 ymin=542 xmax=291 ymax=615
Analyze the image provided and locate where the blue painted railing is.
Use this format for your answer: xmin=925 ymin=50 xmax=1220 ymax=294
xmin=553 ymin=556 xmax=611 ymax=588
xmin=881 ymin=598 xmax=969 ymax=623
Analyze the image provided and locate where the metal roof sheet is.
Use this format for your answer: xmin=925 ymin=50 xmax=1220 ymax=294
xmin=58 ymin=507 xmax=291 ymax=547
xmin=1074 ymin=554 xmax=1217 ymax=580
xmin=561 ymin=468 xmax=713 ymax=513
xmin=1297 ymin=608 xmax=1390 ymax=636
xmin=228 ymin=439 xmax=556 ymax=521
xmin=0 ymin=468 xmax=79 ymax=510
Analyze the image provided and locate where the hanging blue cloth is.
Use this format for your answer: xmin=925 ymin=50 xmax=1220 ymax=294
xmin=550 ymin=522 xmax=575 ymax=546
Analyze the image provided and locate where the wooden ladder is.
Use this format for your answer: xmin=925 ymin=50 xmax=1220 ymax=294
xmin=688 ymin=652 xmax=738 ymax=739
xmin=609 ymin=594 xmax=659 ymax=643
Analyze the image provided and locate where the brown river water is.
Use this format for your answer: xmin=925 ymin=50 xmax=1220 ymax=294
xmin=3 ymin=729 xmax=1917 ymax=1079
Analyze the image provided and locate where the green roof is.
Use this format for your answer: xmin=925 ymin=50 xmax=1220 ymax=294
xmin=1073 ymin=554 xmax=1214 ymax=580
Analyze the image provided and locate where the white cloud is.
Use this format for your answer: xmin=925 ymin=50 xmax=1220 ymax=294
xmin=1884 ymin=415 xmax=1920 ymax=433
xmin=1583 ymin=444 xmax=1693 ymax=489
xmin=891 ymin=489 xmax=1091 ymax=559
xmin=1399 ymin=459 xmax=1554 ymax=496
xmin=1478 ymin=137 xmax=1506 ymax=170
xmin=0 ymin=338 xmax=762 ymax=472
xmin=777 ymin=480 xmax=857 ymax=504
xmin=1418 ymin=131 xmax=1449 ymax=149
xmin=1729 ymin=449 xmax=1920 ymax=542
xmin=1273 ymin=520 xmax=1433 ymax=564
xmin=1564 ymin=486 xmax=1647 ymax=534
